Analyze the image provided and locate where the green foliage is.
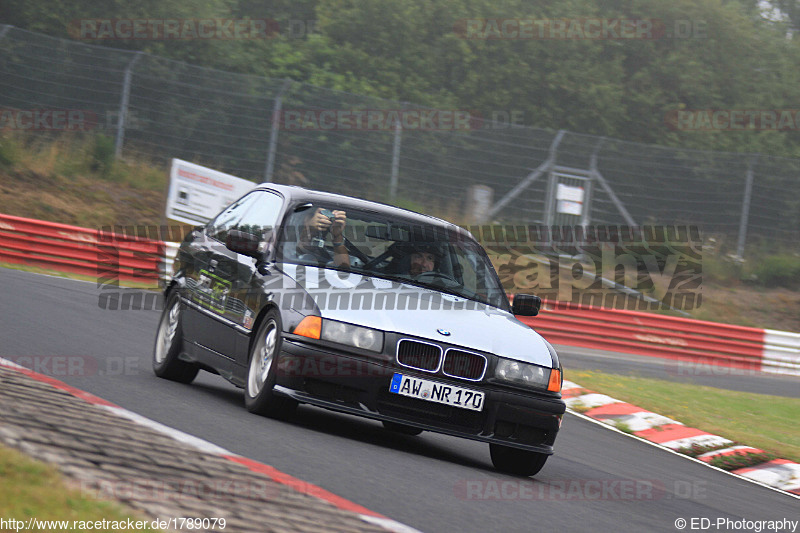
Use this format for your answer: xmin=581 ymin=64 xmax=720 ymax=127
xmin=91 ymin=134 xmax=115 ymax=179
xmin=709 ymin=452 xmax=775 ymax=471
xmin=5 ymin=0 xmax=800 ymax=156
xmin=611 ymin=420 xmax=635 ymax=434
xmin=567 ymin=401 xmax=592 ymax=413
xmin=0 ymin=135 xmax=20 ymax=168
xmin=753 ymin=254 xmax=800 ymax=287
xmin=702 ymin=255 xmax=743 ymax=285
xmin=676 ymin=442 xmax=731 ymax=458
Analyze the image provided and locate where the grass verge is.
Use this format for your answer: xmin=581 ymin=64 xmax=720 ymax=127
xmin=0 ymin=444 xmax=161 ymax=531
xmin=567 ymin=369 xmax=800 ymax=464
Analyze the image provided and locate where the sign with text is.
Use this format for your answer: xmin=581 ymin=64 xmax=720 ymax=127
xmin=166 ymin=159 xmax=256 ymax=225
xmin=556 ymin=183 xmax=585 ymax=216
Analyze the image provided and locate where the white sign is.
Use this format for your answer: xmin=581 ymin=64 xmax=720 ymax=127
xmin=556 ymin=183 xmax=585 ymax=202
xmin=556 ymin=183 xmax=585 ymax=216
xmin=165 ymin=159 xmax=256 ymax=225
xmin=557 ymin=200 xmax=583 ymax=216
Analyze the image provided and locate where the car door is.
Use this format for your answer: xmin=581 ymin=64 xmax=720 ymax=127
xmin=220 ymin=191 xmax=286 ymax=370
xmin=183 ymin=191 xmax=263 ymax=369
xmin=203 ymin=190 xmax=285 ymax=368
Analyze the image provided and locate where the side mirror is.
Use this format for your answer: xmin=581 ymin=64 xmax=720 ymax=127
xmin=512 ymin=294 xmax=541 ymax=316
xmin=225 ymin=229 xmax=264 ymax=258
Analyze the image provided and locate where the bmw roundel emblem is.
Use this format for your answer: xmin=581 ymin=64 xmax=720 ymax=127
xmin=437 ymin=328 xmax=451 ymax=336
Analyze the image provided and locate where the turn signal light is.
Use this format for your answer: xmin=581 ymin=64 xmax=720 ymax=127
xmin=547 ymin=368 xmax=562 ymax=392
xmin=293 ymin=316 xmax=321 ymax=339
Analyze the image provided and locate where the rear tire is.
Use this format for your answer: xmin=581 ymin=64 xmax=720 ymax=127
xmin=245 ymin=310 xmax=297 ymax=418
xmin=382 ymin=421 xmax=424 ymax=436
xmin=489 ymin=443 xmax=548 ymax=477
xmin=153 ymin=291 xmax=199 ymax=384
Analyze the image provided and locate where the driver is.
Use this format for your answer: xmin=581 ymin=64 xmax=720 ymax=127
xmin=405 ymin=243 xmax=443 ymax=277
xmin=409 ymin=250 xmax=436 ymax=276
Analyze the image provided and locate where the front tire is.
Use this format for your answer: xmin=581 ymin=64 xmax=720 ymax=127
xmin=245 ymin=310 xmax=297 ymax=418
xmin=489 ymin=443 xmax=548 ymax=477
xmin=153 ymin=291 xmax=198 ymax=384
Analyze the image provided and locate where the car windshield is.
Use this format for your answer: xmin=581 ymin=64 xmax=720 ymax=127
xmin=278 ymin=204 xmax=510 ymax=310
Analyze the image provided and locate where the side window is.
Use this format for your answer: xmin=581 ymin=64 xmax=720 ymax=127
xmin=207 ymin=191 xmax=261 ymax=242
xmin=235 ymin=191 xmax=284 ymax=241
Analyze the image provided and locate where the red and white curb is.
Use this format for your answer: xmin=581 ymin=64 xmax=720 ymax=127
xmin=0 ymin=358 xmax=420 ymax=533
xmin=562 ymin=380 xmax=800 ymax=497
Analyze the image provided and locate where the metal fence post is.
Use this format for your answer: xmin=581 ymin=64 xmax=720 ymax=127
xmin=489 ymin=129 xmax=565 ymax=219
xmin=585 ymin=137 xmax=607 ymax=226
xmin=735 ymin=155 xmax=758 ymax=260
xmin=389 ymin=116 xmax=403 ymax=203
xmin=264 ymin=79 xmax=293 ymax=182
xmin=114 ymin=51 xmax=143 ymax=158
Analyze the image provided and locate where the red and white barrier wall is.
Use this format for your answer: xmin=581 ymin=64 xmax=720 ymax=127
xmin=1 ymin=214 xmax=797 ymax=376
xmin=763 ymin=330 xmax=800 ymax=376
xmin=516 ymin=300 xmax=800 ymax=376
xmin=0 ymin=214 xmax=163 ymax=284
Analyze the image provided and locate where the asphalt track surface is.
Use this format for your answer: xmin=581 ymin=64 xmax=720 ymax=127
xmin=1 ymin=267 xmax=797 ymax=533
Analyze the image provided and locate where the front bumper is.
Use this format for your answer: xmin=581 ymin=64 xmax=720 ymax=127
xmin=275 ymin=338 xmax=565 ymax=453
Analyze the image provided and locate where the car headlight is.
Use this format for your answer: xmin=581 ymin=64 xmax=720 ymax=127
xmin=320 ymin=319 xmax=384 ymax=352
xmin=494 ymin=358 xmax=551 ymax=390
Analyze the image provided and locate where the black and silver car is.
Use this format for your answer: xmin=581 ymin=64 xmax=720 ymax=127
xmin=154 ymin=184 xmax=565 ymax=476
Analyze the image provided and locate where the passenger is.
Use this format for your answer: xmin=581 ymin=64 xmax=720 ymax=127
xmin=296 ymin=207 xmax=349 ymax=267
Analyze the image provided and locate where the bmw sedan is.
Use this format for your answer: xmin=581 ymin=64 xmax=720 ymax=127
xmin=154 ymin=184 xmax=565 ymax=476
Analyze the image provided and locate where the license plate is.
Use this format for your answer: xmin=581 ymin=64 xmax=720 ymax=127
xmin=389 ymin=373 xmax=485 ymax=412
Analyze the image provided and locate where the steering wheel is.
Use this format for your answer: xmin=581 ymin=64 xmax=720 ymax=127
xmin=414 ymin=270 xmax=460 ymax=287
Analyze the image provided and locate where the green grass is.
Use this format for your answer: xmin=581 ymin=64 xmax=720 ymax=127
xmin=567 ymin=369 xmax=800 ymax=464
xmin=0 ymin=444 xmax=162 ymax=532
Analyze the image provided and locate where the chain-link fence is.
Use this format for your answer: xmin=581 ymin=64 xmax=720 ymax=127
xmin=1 ymin=25 xmax=799 ymax=256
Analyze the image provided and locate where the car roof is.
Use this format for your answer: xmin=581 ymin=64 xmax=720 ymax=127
xmin=256 ymin=183 xmax=474 ymax=239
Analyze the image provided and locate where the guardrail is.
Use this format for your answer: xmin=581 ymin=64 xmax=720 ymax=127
xmin=515 ymin=302 xmax=799 ymax=376
xmin=0 ymin=214 xmax=163 ymax=284
xmin=518 ymin=300 xmax=766 ymax=369
xmin=2 ymin=215 xmax=797 ymax=377
xmin=161 ymin=241 xmax=181 ymax=283
xmin=763 ymin=330 xmax=800 ymax=375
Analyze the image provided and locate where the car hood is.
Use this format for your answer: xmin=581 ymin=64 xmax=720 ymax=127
xmin=281 ymin=265 xmax=554 ymax=367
